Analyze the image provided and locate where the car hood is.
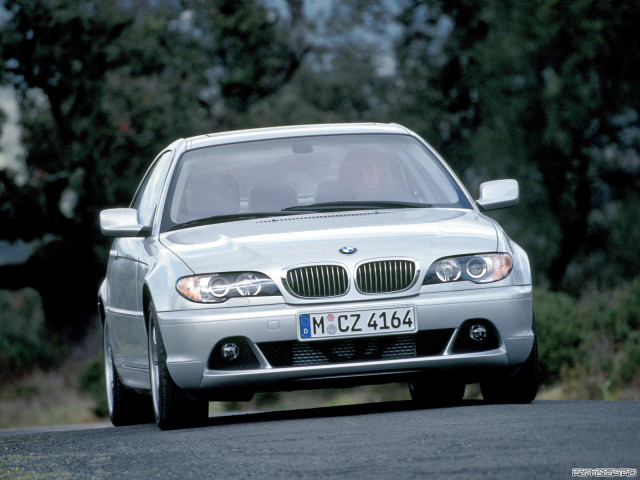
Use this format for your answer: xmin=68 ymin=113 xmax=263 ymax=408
xmin=160 ymin=208 xmax=498 ymax=275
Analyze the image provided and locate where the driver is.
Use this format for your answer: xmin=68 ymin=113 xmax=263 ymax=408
xmin=339 ymin=147 xmax=388 ymax=200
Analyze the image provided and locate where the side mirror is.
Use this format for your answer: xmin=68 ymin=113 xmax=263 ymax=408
xmin=100 ymin=208 xmax=151 ymax=237
xmin=476 ymin=179 xmax=519 ymax=211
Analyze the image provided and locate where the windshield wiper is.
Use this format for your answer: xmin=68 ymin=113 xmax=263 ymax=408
xmin=167 ymin=202 xmax=432 ymax=231
xmin=281 ymin=201 xmax=431 ymax=212
xmin=167 ymin=212 xmax=299 ymax=231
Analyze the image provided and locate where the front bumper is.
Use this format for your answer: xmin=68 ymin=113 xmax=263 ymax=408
xmin=157 ymin=285 xmax=533 ymax=399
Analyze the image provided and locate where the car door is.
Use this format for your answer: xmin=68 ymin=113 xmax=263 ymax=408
xmin=107 ymin=150 xmax=175 ymax=381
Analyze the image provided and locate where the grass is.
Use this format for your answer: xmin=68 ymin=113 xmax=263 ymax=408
xmin=0 ymin=319 xmax=109 ymax=429
xmin=0 ymin=355 xmax=103 ymax=429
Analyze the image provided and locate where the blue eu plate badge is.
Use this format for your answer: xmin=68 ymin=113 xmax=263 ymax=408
xmin=299 ymin=314 xmax=311 ymax=339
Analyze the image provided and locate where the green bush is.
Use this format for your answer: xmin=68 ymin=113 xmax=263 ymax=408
xmin=610 ymin=277 xmax=640 ymax=340
xmin=79 ymin=358 xmax=109 ymax=418
xmin=533 ymin=277 xmax=640 ymax=397
xmin=533 ymin=277 xmax=640 ymax=398
xmin=0 ymin=333 xmax=62 ymax=384
xmin=616 ymin=331 xmax=640 ymax=384
xmin=0 ymin=288 xmax=67 ymax=384
xmin=579 ymin=278 xmax=640 ymax=393
xmin=533 ymin=287 xmax=583 ymax=385
xmin=0 ymin=288 xmax=44 ymax=342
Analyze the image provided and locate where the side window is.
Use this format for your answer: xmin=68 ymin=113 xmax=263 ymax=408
xmin=132 ymin=150 xmax=174 ymax=227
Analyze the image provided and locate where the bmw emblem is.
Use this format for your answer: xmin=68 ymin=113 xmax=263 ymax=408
xmin=339 ymin=246 xmax=357 ymax=255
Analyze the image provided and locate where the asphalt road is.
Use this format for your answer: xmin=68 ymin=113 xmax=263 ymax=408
xmin=1 ymin=400 xmax=638 ymax=479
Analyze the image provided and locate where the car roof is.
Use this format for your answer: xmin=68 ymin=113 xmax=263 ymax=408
xmin=185 ymin=123 xmax=413 ymax=151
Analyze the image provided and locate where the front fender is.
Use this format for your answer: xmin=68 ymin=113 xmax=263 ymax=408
xmin=143 ymin=238 xmax=193 ymax=313
xmin=509 ymin=240 xmax=532 ymax=286
xmin=97 ymin=279 xmax=108 ymax=325
xmin=493 ymin=225 xmax=531 ymax=287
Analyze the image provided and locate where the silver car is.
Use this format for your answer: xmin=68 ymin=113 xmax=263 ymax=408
xmin=98 ymin=123 xmax=537 ymax=430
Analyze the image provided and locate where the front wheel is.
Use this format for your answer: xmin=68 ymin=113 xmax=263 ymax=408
xmin=148 ymin=303 xmax=208 ymax=430
xmin=480 ymin=338 xmax=539 ymax=404
xmin=104 ymin=321 xmax=154 ymax=426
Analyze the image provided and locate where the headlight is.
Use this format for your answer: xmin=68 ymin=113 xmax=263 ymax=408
xmin=423 ymin=253 xmax=512 ymax=285
xmin=176 ymin=272 xmax=280 ymax=303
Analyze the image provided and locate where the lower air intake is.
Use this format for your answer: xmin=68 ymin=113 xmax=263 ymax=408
xmin=258 ymin=329 xmax=454 ymax=368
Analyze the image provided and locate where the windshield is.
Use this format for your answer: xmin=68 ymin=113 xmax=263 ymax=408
xmin=160 ymin=133 xmax=472 ymax=231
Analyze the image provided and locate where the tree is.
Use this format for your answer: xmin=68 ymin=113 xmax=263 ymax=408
xmin=0 ymin=0 xmax=134 ymax=339
xmin=0 ymin=0 xmax=310 ymax=340
xmin=243 ymin=0 xmax=399 ymax=127
xmin=394 ymin=0 xmax=640 ymax=291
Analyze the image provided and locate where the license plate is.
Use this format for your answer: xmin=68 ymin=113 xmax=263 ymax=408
xmin=298 ymin=306 xmax=415 ymax=340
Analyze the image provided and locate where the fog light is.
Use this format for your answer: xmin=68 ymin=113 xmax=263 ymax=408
xmin=469 ymin=324 xmax=487 ymax=342
xmin=221 ymin=343 xmax=240 ymax=361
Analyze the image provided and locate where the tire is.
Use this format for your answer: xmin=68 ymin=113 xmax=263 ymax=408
xmin=104 ymin=321 xmax=154 ymax=426
xmin=480 ymin=337 xmax=539 ymax=404
xmin=148 ymin=303 xmax=208 ymax=430
xmin=408 ymin=376 xmax=465 ymax=407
